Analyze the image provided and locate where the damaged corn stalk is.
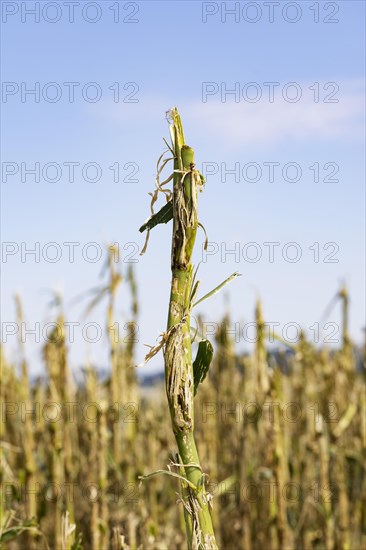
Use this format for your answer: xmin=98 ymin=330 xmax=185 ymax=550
xmin=139 ymin=108 xmax=238 ymax=549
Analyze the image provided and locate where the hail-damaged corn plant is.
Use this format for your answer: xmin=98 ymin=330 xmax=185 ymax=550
xmin=139 ymin=108 xmax=239 ymax=549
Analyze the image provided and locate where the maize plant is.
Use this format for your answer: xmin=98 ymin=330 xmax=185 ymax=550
xmin=139 ymin=108 xmax=238 ymax=549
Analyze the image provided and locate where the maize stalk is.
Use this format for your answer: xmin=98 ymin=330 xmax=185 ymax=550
xmin=139 ymin=108 xmax=217 ymax=549
xmin=164 ymin=108 xmax=217 ymax=549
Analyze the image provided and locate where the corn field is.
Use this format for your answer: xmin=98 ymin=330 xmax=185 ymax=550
xmin=1 ymin=273 xmax=365 ymax=549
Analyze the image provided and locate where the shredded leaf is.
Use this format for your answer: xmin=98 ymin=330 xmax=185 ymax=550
xmin=139 ymin=470 xmax=197 ymax=490
xmin=192 ymin=272 xmax=241 ymax=309
xmin=139 ymin=200 xmax=173 ymax=233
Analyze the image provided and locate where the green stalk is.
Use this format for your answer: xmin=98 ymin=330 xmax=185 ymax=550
xmin=164 ymin=108 xmax=217 ymax=549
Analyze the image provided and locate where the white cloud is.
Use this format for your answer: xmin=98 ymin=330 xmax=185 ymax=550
xmin=185 ymin=79 xmax=364 ymax=146
xmin=91 ymin=79 xmax=364 ymax=147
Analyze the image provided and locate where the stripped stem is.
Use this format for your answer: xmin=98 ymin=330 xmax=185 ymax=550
xmin=164 ymin=108 xmax=217 ymax=549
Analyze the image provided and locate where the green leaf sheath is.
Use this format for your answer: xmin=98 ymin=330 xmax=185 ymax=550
xmin=165 ymin=267 xmax=194 ymax=432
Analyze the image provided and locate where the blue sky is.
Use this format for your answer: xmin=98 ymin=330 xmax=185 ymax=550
xmin=1 ymin=1 xmax=365 ymax=375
